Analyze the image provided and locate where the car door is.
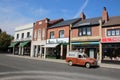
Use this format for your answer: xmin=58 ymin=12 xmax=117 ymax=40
xmin=77 ymin=55 xmax=86 ymax=65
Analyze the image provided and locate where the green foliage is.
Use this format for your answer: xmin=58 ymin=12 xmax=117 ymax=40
xmin=0 ymin=28 xmax=14 ymax=52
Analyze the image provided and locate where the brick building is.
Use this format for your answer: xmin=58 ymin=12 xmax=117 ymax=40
xmin=46 ymin=18 xmax=80 ymax=59
xmin=30 ymin=18 xmax=63 ymax=58
xmin=101 ymin=7 xmax=120 ymax=63
xmin=71 ymin=7 xmax=120 ymax=64
xmin=71 ymin=12 xmax=102 ymax=60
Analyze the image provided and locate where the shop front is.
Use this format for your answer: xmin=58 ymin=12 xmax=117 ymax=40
xmin=9 ymin=41 xmax=20 ymax=55
xmin=19 ymin=41 xmax=31 ymax=56
xmin=102 ymin=37 xmax=120 ymax=64
xmin=72 ymin=41 xmax=100 ymax=59
xmin=46 ymin=38 xmax=69 ymax=59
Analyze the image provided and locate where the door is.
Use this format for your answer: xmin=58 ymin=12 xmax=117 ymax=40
xmin=77 ymin=55 xmax=86 ymax=65
xmin=89 ymin=49 xmax=94 ymax=58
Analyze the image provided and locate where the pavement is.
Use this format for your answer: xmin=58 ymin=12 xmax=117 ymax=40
xmin=7 ymin=54 xmax=120 ymax=69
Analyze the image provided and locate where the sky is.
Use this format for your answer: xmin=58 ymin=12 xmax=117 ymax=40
xmin=0 ymin=0 xmax=120 ymax=35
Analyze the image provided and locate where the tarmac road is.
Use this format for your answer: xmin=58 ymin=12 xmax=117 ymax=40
xmin=0 ymin=54 xmax=119 ymax=80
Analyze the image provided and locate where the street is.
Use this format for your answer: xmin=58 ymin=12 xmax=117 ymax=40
xmin=0 ymin=54 xmax=120 ymax=80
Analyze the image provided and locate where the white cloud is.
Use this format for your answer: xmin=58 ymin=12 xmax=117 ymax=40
xmin=31 ymin=8 xmax=49 ymax=18
xmin=73 ymin=0 xmax=89 ymax=18
xmin=0 ymin=6 xmax=33 ymax=35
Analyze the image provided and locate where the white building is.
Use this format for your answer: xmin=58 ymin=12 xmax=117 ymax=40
xmin=9 ymin=23 xmax=33 ymax=55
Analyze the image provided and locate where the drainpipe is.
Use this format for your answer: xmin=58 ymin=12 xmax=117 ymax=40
xmin=99 ymin=19 xmax=102 ymax=64
xmin=69 ymin=24 xmax=72 ymax=51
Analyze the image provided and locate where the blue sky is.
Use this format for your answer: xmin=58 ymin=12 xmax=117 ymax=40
xmin=0 ymin=0 xmax=120 ymax=35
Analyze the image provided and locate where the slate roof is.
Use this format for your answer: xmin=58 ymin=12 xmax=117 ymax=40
xmin=103 ymin=16 xmax=120 ymax=27
xmin=72 ymin=17 xmax=101 ymax=28
xmin=48 ymin=18 xmax=80 ymax=28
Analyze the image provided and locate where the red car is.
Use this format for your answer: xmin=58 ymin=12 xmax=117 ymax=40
xmin=66 ymin=51 xmax=98 ymax=68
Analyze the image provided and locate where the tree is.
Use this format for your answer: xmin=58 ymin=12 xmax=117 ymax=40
xmin=0 ymin=29 xmax=13 ymax=52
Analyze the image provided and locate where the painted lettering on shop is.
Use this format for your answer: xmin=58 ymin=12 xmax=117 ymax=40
xmin=102 ymin=37 xmax=120 ymax=43
xmin=47 ymin=38 xmax=69 ymax=44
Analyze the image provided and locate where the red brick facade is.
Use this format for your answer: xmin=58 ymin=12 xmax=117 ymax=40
xmin=33 ymin=18 xmax=48 ymax=41
xmin=47 ymin=26 xmax=70 ymax=39
xmin=102 ymin=26 xmax=120 ymax=38
xmin=72 ymin=26 xmax=100 ymax=38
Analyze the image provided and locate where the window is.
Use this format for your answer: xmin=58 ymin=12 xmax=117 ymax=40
xmin=107 ymin=30 xmax=111 ymax=36
xmin=78 ymin=27 xmax=91 ymax=36
xmin=59 ymin=30 xmax=64 ymax=38
xmin=116 ymin=29 xmax=120 ymax=36
xmin=16 ymin=34 xmax=19 ymax=39
xmin=111 ymin=30 xmax=115 ymax=36
xmin=34 ymin=30 xmax=37 ymax=39
xmin=50 ymin=31 xmax=54 ymax=39
xmin=42 ymin=28 xmax=45 ymax=39
xmin=38 ymin=29 xmax=41 ymax=39
xmin=27 ymin=32 xmax=30 ymax=38
xmin=107 ymin=29 xmax=120 ymax=36
xmin=21 ymin=33 xmax=24 ymax=39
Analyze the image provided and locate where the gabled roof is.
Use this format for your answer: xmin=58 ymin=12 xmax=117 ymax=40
xmin=72 ymin=17 xmax=101 ymax=28
xmin=48 ymin=18 xmax=80 ymax=28
xmin=103 ymin=16 xmax=120 ymax=27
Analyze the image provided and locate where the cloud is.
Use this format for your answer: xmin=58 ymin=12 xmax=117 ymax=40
xmin=31 ymin=8 xmax=49 ymax=18
xmin=0 ymin=6 xmax=33 ymax=35
xmin=73 ymin=0 xmax=89 ymax=18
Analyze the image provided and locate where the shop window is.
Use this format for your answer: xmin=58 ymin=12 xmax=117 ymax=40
xmin=59 ymin=30 xmax=64 ymax=38
xmin=50 ymin=31 xmax=54 ymax=39
xmin=78 ymin=27 xmax=91 ymax=36
xmin=102 ymin=44 xmax=120 ymax=61
xmin=107 ymin=29 xmax=120 ymax=36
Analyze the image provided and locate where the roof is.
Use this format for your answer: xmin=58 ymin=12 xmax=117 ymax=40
xmin=48 ymin=18 xmax=80 ymax=28
xmin=103 ymin=16 xmax=120 ymax=27
xmin=72 ymin=17 xmax=101 ymax=28
xmin=48 ymin=18 xmax=63 ymax=25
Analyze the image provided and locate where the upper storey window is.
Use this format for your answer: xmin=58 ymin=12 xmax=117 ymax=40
xmin=78 ymin=27 xmax=91 ymax=36
xmin=107 ymin=29 xmax=120 ymax=36
xmin=59 ymin=30 xmax=64 ymax=38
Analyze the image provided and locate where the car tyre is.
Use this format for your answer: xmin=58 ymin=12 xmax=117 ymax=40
xmin=85 ymin=63 xmax=91 ymax=68
xmin=68 ymin=61 xmax=73 ymax=66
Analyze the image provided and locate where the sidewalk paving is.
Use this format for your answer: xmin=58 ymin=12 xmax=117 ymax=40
xmin=7 ymin=54 xmax=120 ymax=69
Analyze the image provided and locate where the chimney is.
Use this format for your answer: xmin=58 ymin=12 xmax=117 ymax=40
xmin=45 ymin=18 xmax=50 ymax=23
xmin=80 ymin=12 xmax=86 ymax=20
xmin=102 ymin=7 xmax=109 ymax=23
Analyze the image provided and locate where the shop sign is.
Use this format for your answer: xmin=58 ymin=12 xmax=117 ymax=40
xmin=47 ymin=38 xmax=69 ymax=44
xmin=102 ymin=37 xmax=120 ymax=43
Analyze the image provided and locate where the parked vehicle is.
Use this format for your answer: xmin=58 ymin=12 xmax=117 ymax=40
xmin=66 ymin=51 xmax=98 ymax=68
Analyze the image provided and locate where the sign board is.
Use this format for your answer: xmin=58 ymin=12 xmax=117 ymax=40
xmin=102 ymin=37 xmax=120 ymax=43
xmin=47 ymin=38 xmax=69 ymax=44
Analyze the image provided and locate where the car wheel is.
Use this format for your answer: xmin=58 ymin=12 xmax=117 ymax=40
xmin=68 ymin=61 xmax=73 ymax=66
xmin=85 ymin=63 xmax=91 ymax=68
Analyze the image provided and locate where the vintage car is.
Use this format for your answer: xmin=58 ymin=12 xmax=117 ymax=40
xmin=66 ymin=51 xmax=98 ymax=68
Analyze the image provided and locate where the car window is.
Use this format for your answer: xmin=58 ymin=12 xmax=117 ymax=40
xmin=78 ymin=55 xmax=83 ymax=58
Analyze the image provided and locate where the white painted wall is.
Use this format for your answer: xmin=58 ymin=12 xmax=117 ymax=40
xmin=14 ymin=23 xmax=33 ymax=41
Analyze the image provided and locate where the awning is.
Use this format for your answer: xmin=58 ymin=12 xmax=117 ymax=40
xmin=43 ymin=44 xmax=59 ymax=48
xmin=9 ymin=42 xmax=19 ymax=47
xmin=72 ymin=42 xmax=100 ymax=45
xmin=19 ymin=41 xmax=30 ymax=47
